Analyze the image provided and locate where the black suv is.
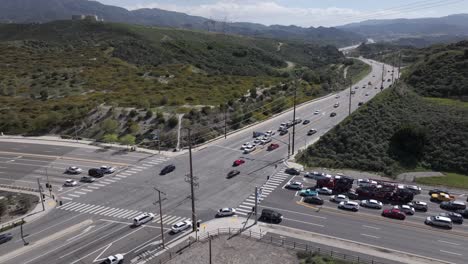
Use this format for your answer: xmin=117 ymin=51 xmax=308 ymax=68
xmin=439 ymin=212 xmax=464 ymax=224
xmin=304 ymin=196 xmax=324 ymax=205
xmin=330 ymin=112 xmax=337 ymax=117
xmin=88 ymin=168 xmax=104 ymax=178
xmin=259 ymin=209 xmax=283 ymax=224
xmin=456 ymin=209 xmax=468 ymax=218
xmin=285 ymin=168 xmax=300 ymax=175
xmin=440 ymin=201 xmax=466 ymax=211
xmin=160 ymin=164 xmax=176 ymax=175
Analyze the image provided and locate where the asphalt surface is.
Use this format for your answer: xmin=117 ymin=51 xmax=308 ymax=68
xmin=2 ymin=58 xmax=463 ymax=264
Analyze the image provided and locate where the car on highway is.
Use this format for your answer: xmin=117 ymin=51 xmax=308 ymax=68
xmin=440 ymin=201 xmax=466 ymax=211
xmin=102 ymin=254 xmax=124 ymax=264
xmin=358 ymin=102 xmax=363 ymax=106
xmin=335 ymin=95 xmax=340 ymax=99
xmin=267 ymin=143 xmax=279 ymax=151
xmin=307 ymin=129 xmax=317 ymax=136
xmin=240 ymin=142 xmax=251 ymax=150
xmin=405 ymin=185 xmax=422 ymax=195
xmin=408 ymin=201 xmax=428 ymax=212
xmin=456 ymin=209 xmax=468 ymax=218
xmin=354 ymin=86 xmax=359 ymax=89
xmin=330 ymin=112 xmax=337 ymax=117
xmin=316 ymin=187 xmax=333 ymax=195
xmin=279 ymin=129 xmax=288 ymax=136
xmin=360 ymin=199 xmax=383 ymax=209
xmin=0 ymin=233 xmax=13 ymax=244
xmin=260 ymin=137 xmax=272 ymax=145
xmin=285 ymin=168 xmax=300 ymax=175
xmin=286 ymin=181 xmax=303 ymax=190
xmin=314 ymin=110 xmax=320 ymax=115
xmin=338 ymin=201 xmax=359 ymax=212
xmin=394 ymin=205 xmax=415 ymax=215
xmin=259 ymin=209 xmax=283 ymax=223
xmin=216 ymin=208 xmax=236 ymax=217
xmin=265 ymin=130 xmax=275 ymax=137
xmin=387 ymin=79 xmax=391 ymax=82
xmin=171 ymin=220 xmax=193 ymax=234
xmin=428 ymin=189 xmax=450 ymax=195
xmin=333 ymin=103 xmax=339 ymax=108
xmin=430 ymin=192 xmax=455 ymax=202
xmin=299 ymin=189 xmax=318 ymax=197
xmin=293 ymin=118 xmax=302 ymax=125
xmin=278 ymin=123 xmax=287 ymax=131
xmin=253 ymin=137 xmax=262 ymax=144
xmin=439 ymin=212 xmax=463 ymax=224
xmin=133 ymin=213 xmax=155 ymax=226
xmin=63 ymin=179 xmax=78 ymax=187
xmin=100 ymin=166 xmax=116 ymax=174
xmin=302 ymin=120 xmax=310 ymax=125
xmin=66 ymin=166 xmax=83 ymax=174
xmin=351 ymin=90 xmax=356 ymax=94
xmin=243 ymin=145 xmax=256 ymax=154
xmin=232 ymin=159 xmax=245 ymax=167
xmin=160 ymin=164 xmax=176 ymax=175
xmin=382 ymin=208 xmax=406 ymax=220
xmin=80 ymin=176 xmax=95 ymax=183
xmin=346 ymin=189 xmax=359 ymax=200
xmin=330 ymin=194 xmax=348 ymax=203
xmin=425 ymin=216 xmax=452 ymax=229
xmin=303 ymin=196 xmax=324 ymax=205
xmin=88 ymin=168 xmax=104 ymax=178
xmin=226 ymin=170 xmax=240 ymax=179
xmin=304 ymin=171 xmax=326 ymax=179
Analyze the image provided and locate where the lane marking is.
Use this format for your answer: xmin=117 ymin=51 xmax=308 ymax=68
xmin=437 ymin=240 xmax=460 ymax=246
xmin=439 ymin=250 xmax=462 ymax=256
xmin=362 ymin=225 xmax=381 ymax=230
xmin=361 ymin=234 xmax=380 ymax=239
xmin=283 ymin=217 xmax=324 ymax=227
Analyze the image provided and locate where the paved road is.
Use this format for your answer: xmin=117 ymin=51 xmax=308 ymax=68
xmin=2 ymin=58 xmax=450 ymax=264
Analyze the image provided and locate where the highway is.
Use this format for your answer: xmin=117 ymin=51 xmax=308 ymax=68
xmin=3 ymin=58 xmax=465 ymax=263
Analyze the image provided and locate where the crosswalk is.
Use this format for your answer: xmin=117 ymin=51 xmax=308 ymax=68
xmin=59 ymin=156 xmax=169 ymax=201
xmin=235 ymin=166 xmax=291 ymax=215
xmin=57 ymin=202 xmax=191 ymax=225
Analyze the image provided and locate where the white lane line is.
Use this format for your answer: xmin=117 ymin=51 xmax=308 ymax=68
xmin=242 ymin=202 xmax=255 ymax=206
xmin=68 ymin=194 xmax=80 ymax=198
xmin=92 ymin=183 xmax=105 ymax=187
xmin=362 ymin=225 xmax=380 ymax=230
xmin=439 ymin=250 xmax=462 ymax=256
xmin=98 ymin=181 xmax=111 ymax=185
xmin=163 ymin=216 xmax=177 ymax=224
xmin=80 ymin=189 xmax=93 ymax=192
xmin=87 ymin=206 xmax=106 ymax=214
xmin=237 ymin=211 xmax=247 ymax=215
xmin=115 ymin=175 xmax=127 ymax=178
xmin=246 ymin=199 xmax=255 ymax=203
xmin=167 ymin=217 xmax=182 ymax=225
xmin=361 ymin=234 xmax=380 ymax=239
xmin=58 ymin=202 xmax=77 ymax=209
xmin=74 ymin=191 xmax=86 ymax=195
xmin=262 ymin=186 xmax=275 ymax=191
xmin=283 ymin=217 xmax=324 ymax=227
xmin=102 ymin=179 xmax=116 ymax=183
xmin=239 ymin=205 xmax=253 ymax=209
xmin=87 ymin=186 xmax=100 ymax=189
xmin=61 ymin=197 xmax=73 ymax=200
xmin=438 ymin=240 xmax=460 ymax=246
xmin=120 ymin=172 xmax=132 ymax=176
xmin=236 ymin=208 xmax=251 ymax=213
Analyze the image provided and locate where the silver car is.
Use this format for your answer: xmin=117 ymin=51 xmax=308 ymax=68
xmin=217 ymin=208 xmax=236 ymax=217
xmin=360 ymin=199 xmax=383 ymax=209
xmin=171 ymin=220 xmax=193 ymax=233
xmin=425 ymin=216 xmax=452 ymax=229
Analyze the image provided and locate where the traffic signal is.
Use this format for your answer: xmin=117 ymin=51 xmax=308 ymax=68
xmin=196 ymin=221 xmax=200 ymax=228
xmin=45 ymin=183 xmax=50 ymax=188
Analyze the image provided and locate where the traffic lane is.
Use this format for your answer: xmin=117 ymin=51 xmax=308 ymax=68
xmin=257 ymin=201 xmax=468 ymax=264
xmin=0 ymin=142 xmax=76 ymax=156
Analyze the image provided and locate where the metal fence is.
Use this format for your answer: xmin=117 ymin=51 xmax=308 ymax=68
xmin=153 ymin=228 xmax=387 ymax=264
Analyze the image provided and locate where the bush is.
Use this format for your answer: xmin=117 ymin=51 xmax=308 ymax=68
xmin=167 ymin=116 xmax=179 ymax=129
xmin=102 ymin=133 xmax=118 ymax=143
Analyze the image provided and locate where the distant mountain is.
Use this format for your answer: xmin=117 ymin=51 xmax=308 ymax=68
xmin=0 ymin=0 xmax=363 ymax=47
xmin=338 ymin=14 xmax=468 ymax=43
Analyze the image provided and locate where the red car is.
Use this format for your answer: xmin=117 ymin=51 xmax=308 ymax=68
xmin=382 ymin=208 xmax=406 ymax=220
xmin=233 ymin=159 xmax=245 ymax=167
xmin=267 ymin=143 xmax=279 ymax=151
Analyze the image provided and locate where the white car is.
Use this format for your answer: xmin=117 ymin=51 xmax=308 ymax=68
xmin=100 ymin=166 xmax=116 ymax=174
xmin=425 ymin=216 xmax=452 ymax=229
xmin=278 ymin=123 xmax=287 ymax=131
xmin=395 ymin=205 xmax=415 ymax=215
xmin=217 ymin=208 xmax=236 ymax=217
xmin=338 ymin=201 xmax=359 ymax=211
xmin=63 ymin=179 xmax=78 ymax=187
xmin=66 ymin=166 xmax=83 ymax=174
xmin=406 ymin=185 xmax=422 ymax=194
xmin=243 ymin=145 xmax=256 ymax=154
xmin=260 ymin=137 xmax=272 ymax=145
xmin=360 ymin=199 xmax=383 ymax=209
xmin=314 ymin=110 xmax=320 ymax=115
xmin=330 ymin=194 xmax=348 ymax=203
xmin=253 ymin=137 xmax=262 ymax=144
xmin=316 ymin=187 xmax=333 ymax=195
xmin=240 ymin=142 xmax=251 ymax=150
xmin=171 ymin=220 xmax=192 ymax=233
xmin=286 ymin=181 xmax=303 ymax=190
xmin=265 ymin=130 xmax=275 ymax=137
xmin=103 ymin=254 xmax=124 ymax=264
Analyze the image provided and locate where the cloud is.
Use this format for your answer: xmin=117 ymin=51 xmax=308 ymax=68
xmin=127 ymin=1 xmax=362 ymax=27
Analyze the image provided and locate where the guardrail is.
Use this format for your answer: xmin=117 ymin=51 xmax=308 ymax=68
xmin=0 ymin=184 xmax=39 ymax=193
xmin=0 ymin=219 xmax=25 ymax=233
xmin=153 ymin=228 xmax=387 ymax=264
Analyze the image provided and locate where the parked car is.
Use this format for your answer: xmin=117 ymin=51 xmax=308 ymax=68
xmin=160 ymin=164 xmax=176 ymax=175
xmin=267 ymin=143 xmax=279 ymax=151
xmin=307 ymin=129 xmax=317 ymax=136
xmin=100 ymin=166 xmax=116 ymax=174
xmin=102 ymin=254 xmax=124 ymax=264
xmin=302 ymin=120 xmax=310 ymax=125
xmin=63 ymin=179 xmax=78 ymax=187
xmin=232 ymin=159 xmax=245 ymax=167
xmin=259 ymin=209 xmax=283 ymax=223
xmin=304 ymin=171 xmax=326 ymax=179
xmin=408 ymin=201 xmax=428 ymax=212
xmin=299 ymin=189 xmax=318 ymax=197
xmin=330 ymin=194 xmax=348 ymax=203
xmin=285 ymin=168 xmax=300 ymax=175
xmin=382 ymin=208 xmax=406 ymax=220
xmin=439 ymin=212 xmax=463 ymax=224
xmin=338 ymin=201 xmax=359 ymax=211
xmin=425 ymin=216 xmax=452 ymax=229
xmin=88 ymin=168 xmax=104 ymax=178
xmin=440 ymin=201 xmax=466 ymax=211
xmin=66 ymin=166 xmax=83 ymax=174
xmin=395 ymin=205 xmax=415 ymax=215
xmin=0 ymin=233 xmax=13 ymax=244
xmin=365 ymin=93 xmax=369 ymax=96
xmin=80 ymin=176 xmax=95 ymax=183
xmin=304 ymin=196 xmax=324 ymax=205
xmin=171 ymin=220 xmax=193 ymax=234
xmin=330 ymin=112 xmax=337 ymax=117
xmin=286 ymin=181 xmax=303 ymax=190
xmin=226 ymin=170 xmax=240 ymax=179
xmin=360 ymin=199 xmax=383 ymax=209
xmin=216 ymin=208 xmax=236 ymax=217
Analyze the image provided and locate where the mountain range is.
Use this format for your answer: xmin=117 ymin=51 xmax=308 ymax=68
xmin=0 ymin=0 xmax=363 ymax=47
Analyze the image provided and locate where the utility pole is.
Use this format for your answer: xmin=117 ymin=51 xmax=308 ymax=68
xmin=391 ymin=55 xmax=396 ymax=84
xmin=397 ymin=52 xmax=402 ymax=82
xmin=185 ymin=128 xmax=197 ymax=232
xmin=287 ymin=133 xmax=291 ymax=159
xmin=37 ymin=178 xmax=45 ymax=211
xmin=45 ymin=167 xmax=51 ymax=197
xmin=20 ymin=218 xmax=29 ymax=246
xmin=209 ymin=236 xmax=212 ymax=264
xmin=154 ymin=187 xmax=166 ymax=248
xmin=224 ymin=106 xmax=227 ymax=139
xmin=291 ymin=81 xmax=297 ymax=155
xmin=380 ymin=63 xmax=385 ymax=91
xmin=254 ymin=186 xmax=258 ymax=225
xmin=348 ymin=80 xmax=352 ymax=116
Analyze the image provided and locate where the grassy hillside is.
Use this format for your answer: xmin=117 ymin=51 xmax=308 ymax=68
xmin=0 ymin=20 xmax=349 ymax=146
xmin=297 ymin=84 xmax=468 ymax=176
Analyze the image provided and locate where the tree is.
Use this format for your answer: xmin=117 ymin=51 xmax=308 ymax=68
xmin=101 ymin=119 xmax=119 ymax=134
xmin=249 ymin=87 xmax=257 ymax=98
xmin=129 ymin=123 xmax=140 ymax=135
xmin=145 ymin=110 xmax=153 ymax=119
xmin=102 ymin=134 xmax=118 ymax=143
xmin=119 ymin=134 xmax=136 ymax=146
xmin=167 ymin=116 xmax=179 ymax=129
xmin=390 ymin=124 xmax=427 ymax=163
xmin=39 ymin=90 xmax=48 ymax=100
xmin=0 ymin=197 xmax=7 ymax=217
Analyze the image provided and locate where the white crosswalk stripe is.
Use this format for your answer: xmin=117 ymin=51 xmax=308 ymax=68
xmin=87 ymin=186 xmax=100 ymax=189
xmin=92 ymin=183 xmax=106 ymax=187
xmin=74 ymin=191 xmax=86 ymax=195
xmin=81 ymin=188 xmax=93 ymax=192
xmin=62 ymin=196 xmax=73 ymax=200
xmin=115 ymin=175 xmax=127 ymax=178
xmin=68 ymin=194 xmax=80 ymax=198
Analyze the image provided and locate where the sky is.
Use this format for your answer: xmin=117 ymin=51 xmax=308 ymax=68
xmin=96 ymin=0 xmax=468 ymax=27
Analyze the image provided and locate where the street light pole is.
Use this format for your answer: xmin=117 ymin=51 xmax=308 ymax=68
xmin=154 ymin=187 xmax=166 ymax=248
xmin=291 ymin=81 xmax=297 ymax=155
xmin=185 ymin=128 xmax=197 ymax=232
xmin=348 ymin=80 xmax=352 ymax=116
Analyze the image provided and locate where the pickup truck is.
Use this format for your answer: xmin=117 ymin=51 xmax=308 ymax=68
xmin=102 ymin=254 xmax=124 ymax=264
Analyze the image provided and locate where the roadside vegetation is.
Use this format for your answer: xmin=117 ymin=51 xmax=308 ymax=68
xmin=0 ymin=191 xmax=38 ymax=223
xmin=416 ymin=173 xmax=468 ymax=189
xmin=344 ymin=58 xmax=371 ymax=84
xmin=297 ymin=251 xmax=354 ymax=264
